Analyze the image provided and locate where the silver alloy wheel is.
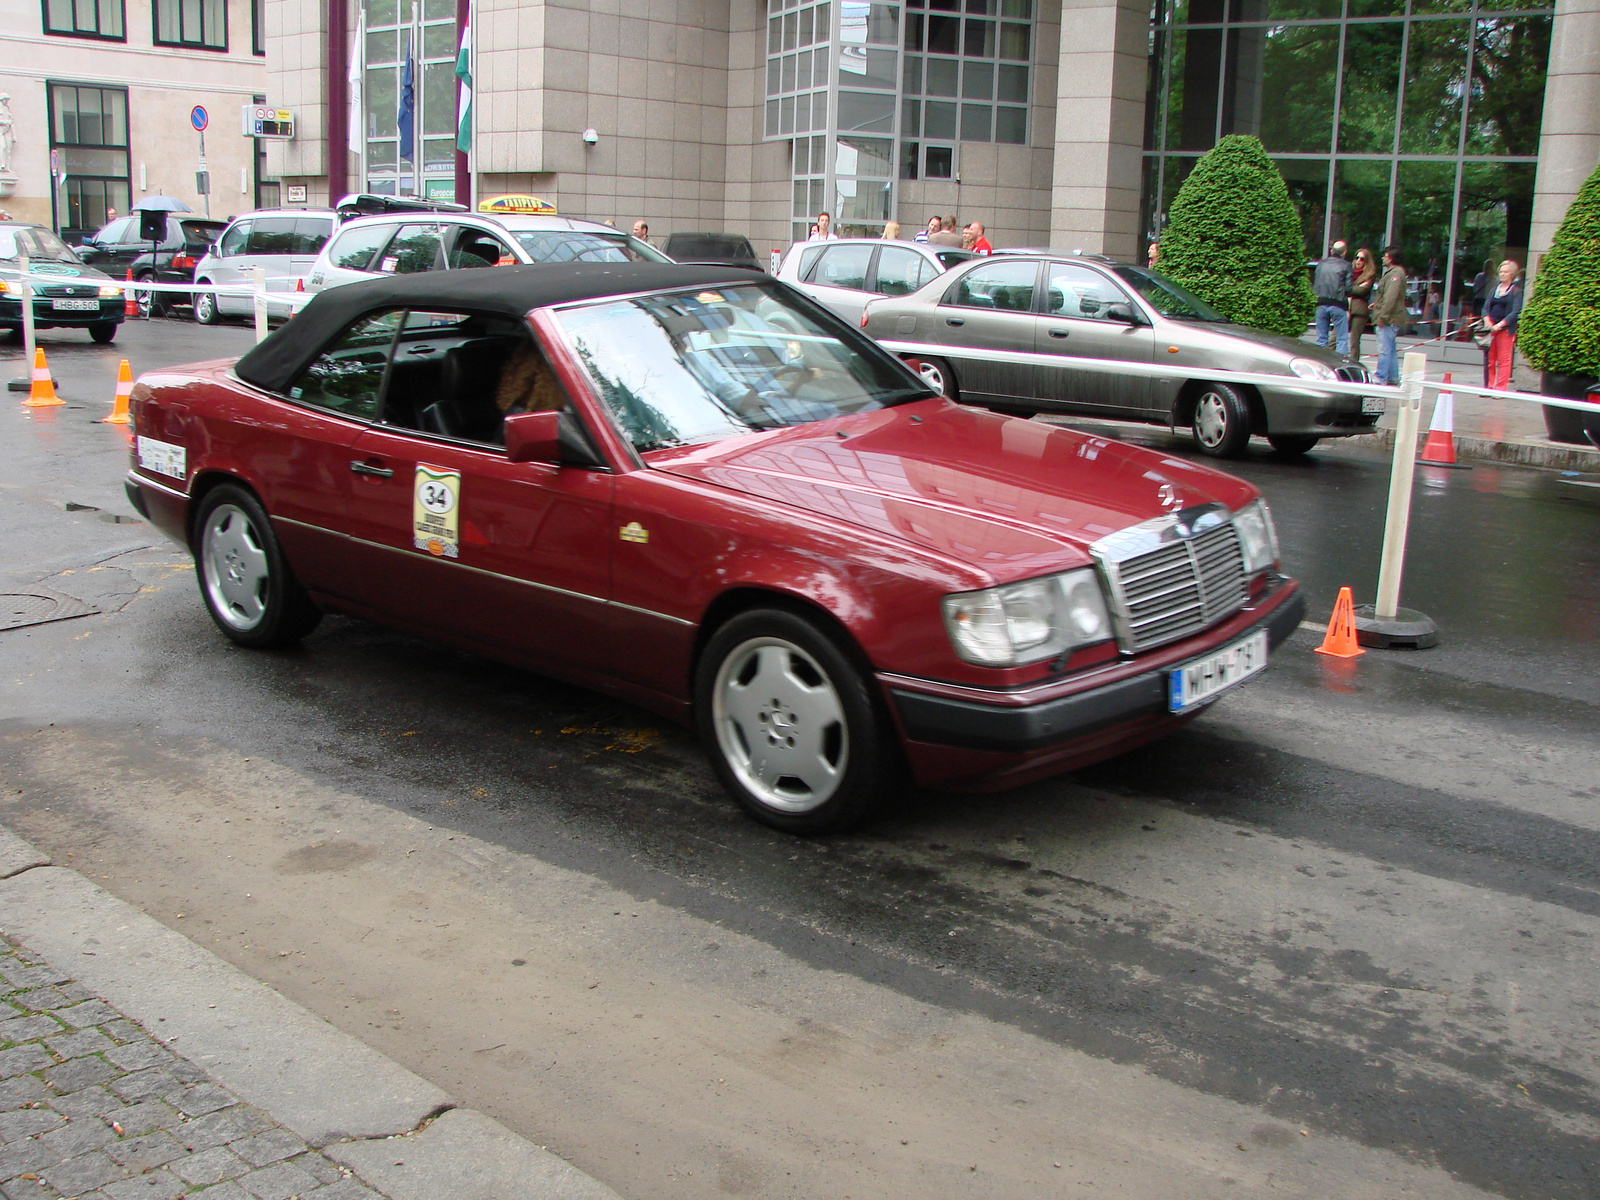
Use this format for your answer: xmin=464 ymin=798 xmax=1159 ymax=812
xmin=711 ymin=636 xmax=849 ymax=814
xmin=135 ymin=275 xmax=154 ymax=319
xmin=1194 ymin=391 xmax=1230 ymax=448
xmin=913 ymin=359 xmax=948 ymax=395
xmin=193 ymin=288 xmax=216 ymax=324
xmin=200 ymin=504 xmax=270 ymax=631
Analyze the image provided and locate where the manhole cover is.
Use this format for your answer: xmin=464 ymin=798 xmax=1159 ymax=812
xmin=0 ymin=589 xmax=101 ymax=631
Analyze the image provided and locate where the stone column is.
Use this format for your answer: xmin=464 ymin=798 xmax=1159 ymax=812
xmin=1048 ymin=0 xmax=1149 ymax=260
xmin=1527 ymin=0 xmax=1600 ymax=286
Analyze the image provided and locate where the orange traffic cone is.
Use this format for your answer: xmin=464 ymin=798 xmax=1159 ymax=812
xmin=1313 ymin=586 xmax=1365 ymax=658
xmin=124 ymin=268 xmax=139 ymax=318
xmin=295 ymin=277 xmax=305 ymax=291
xmin=103 ymin=358 xmax=133 ymax=424
xmin=1418 ymin=371 xmax=1469 ymax=467
xmin=22 ymin=347 xmax=63 ymax=408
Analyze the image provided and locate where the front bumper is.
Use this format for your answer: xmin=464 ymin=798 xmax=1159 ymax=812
xmin=0 ymin=297 xmax=123 ymax=328
xmin=1258 ymin=381 xmax=1381 ymax=438
xmin=886 ymin=579 xmax=1303 ymax=785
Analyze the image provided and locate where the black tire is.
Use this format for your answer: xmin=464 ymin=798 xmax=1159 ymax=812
xmin=192 ymin=483 xmax=322 ymax=648
xmin=1267 ymin=433 xmax=1321 ymax=456
xmin=1190 ymin=382 xmax=1252 ymax=458
xmin=135 ymin=272 xmax=167 ymax=319
xmin=901 ymin=355 xmax=958 ymax=401
xmin=193 ymin=284 xmax=220 ymax=325
xmin=694 ymin=607 xmax=899 ymax=835
xmin=88 ymin=321 xmax=118 ymax=344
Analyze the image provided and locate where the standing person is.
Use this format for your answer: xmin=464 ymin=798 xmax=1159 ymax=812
xmin=1147 ymin=241 xmax=1159 ymax=268
xmin=1470 ymin=257 xmax=1494 ymax=319
xmin=928 ymin=216 xmax=964 ymax=247
xmin=1371 ymin=246 xmax=1408 ymax=386
xmin=915 ymin=216 xmax=940 ymax=244
xmin=808 ymin=211 xmax=839 ymax=241
xmin=631 ymin=220 xmax=650 ymax=243
xmin=963 ymin=222 xmax=993 ymax=255
xmin=1313 ymin=241 xmax=1354 ymax=356
xmin=881 ymin=220 xmax=901 ymax=240
xmin=1348 ymin=247 xmax=1377 ymax=364
xmin=1482 ymin=258 xmax=1523 ymax=391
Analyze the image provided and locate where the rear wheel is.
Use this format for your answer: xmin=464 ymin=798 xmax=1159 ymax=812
xmin=193 ymin=285 xmax=220 ymax=325
xmin=135 ymin=272 xmax=166 ymax=319
xmin=88 ymin=322 xmax=117 ymax=344
xmin=901 ymin=355 xmax=957 ymax=401
xmin=194 ymin=484 xmax=322 ymax=648
xmin=1267 ymin=433 xmax=1321 ymax=456
xmin=695 ymin=607 xmax=897 ymax=835
xmin=1191 ymin=383 xmax=1252 ymax=458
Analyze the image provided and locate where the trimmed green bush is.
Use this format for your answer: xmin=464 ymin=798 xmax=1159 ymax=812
xmin=1157 ymin=135 xmax=1316 ymax=339
xmin=1518 ymin=160 xmax=1600 ymax=378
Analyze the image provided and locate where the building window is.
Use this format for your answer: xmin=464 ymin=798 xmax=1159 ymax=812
xmin=48 ymin=82 xmax=130 ymax=239
xmin=153 ymin=0 xmax=226 ymax=50
xmin=251 ymin=0 xmax=265 ymax=55
xmin=42 ymin=0 xmax=126 ymax=40
xmin=361 ymin=0 xmax=461 ymax=199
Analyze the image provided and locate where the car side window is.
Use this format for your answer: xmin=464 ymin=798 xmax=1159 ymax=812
xmin=98 ymin=218 xmax=133 ymax=244
xmin=814 ymin=244 xmax=873 ymax=290
xmin=295 ymin=218 xmax=335 ymax=254
xmin=246 ymin=218 xmax=301 ymax=256
xmin=217 ymin=222 xmax=251 ymax=257
xmin=1046 ymin=263 xmax=1133 ymax=320
xmin=376 ymin=224 xmax=444 ymax=274
xmin=327 ymin=224 xmax=393 ymax=272
xmin=448 ymin=227 xmax=513 ymax=269
xmin=795 ymin=245 xmax=826 ymax=280
xmin=286 ymin=311 xmax=403 ymax=420
xmin=949 ymin=261 xmax=1038 ymax=312
xmin=875 ymin=246 xmax=930 ymax=297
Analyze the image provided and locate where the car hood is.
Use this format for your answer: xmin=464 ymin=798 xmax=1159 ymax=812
xmin=646 ymin=398 xmax=1259 ymax=585
xmin=0 ymin=260 xmax=115 ymax=284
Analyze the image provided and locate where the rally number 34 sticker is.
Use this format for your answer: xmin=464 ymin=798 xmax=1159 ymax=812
xmin=413 ymin=465 xmax=460 ymax=558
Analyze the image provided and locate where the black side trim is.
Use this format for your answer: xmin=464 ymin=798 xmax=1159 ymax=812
xmin=894 ymin=587 xmax=1306 ymax=753
xmin=124 ymin=479 xmax=150 ymax=519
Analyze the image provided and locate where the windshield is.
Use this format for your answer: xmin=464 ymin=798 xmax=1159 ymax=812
xmin=0 ymin=226 xmax=84 ymax=264
xmin=514 ymin=230 xmax=671 ymax=265
xmin=1113 ymin=266 xmax=1229 ymax=322
xmin=555 ymin=283 xmax=928 ymax=454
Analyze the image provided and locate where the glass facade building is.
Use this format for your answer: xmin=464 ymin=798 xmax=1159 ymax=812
xmin=1141 ymin=0 xmax=1553 ymax=310
xmin=361 ymin=0 xmax=461 ymax=200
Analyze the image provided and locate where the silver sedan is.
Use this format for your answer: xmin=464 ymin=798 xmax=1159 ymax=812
xmin=860 ymin=253 xmax=1380 ymax=457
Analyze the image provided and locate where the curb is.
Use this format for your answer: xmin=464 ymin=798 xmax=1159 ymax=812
xmin=1368 ymin=425 xmax=1600 ymax=472
xmin=0 ymin=825 xmax=621 ymax=1200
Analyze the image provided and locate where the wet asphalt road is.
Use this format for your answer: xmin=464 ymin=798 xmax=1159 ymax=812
xmin=1 ymin=318 xmax=1598 ymax=1199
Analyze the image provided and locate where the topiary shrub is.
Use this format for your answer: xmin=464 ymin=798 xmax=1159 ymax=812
xmin=1157 ymin=135 xmax=1316 ymax=339
xmin=1518 ymin=159 xmax=1600 ymax=379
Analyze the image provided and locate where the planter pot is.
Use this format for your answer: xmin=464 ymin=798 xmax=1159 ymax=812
xmin=1540 ymin=371 xmax=1600 ymax=446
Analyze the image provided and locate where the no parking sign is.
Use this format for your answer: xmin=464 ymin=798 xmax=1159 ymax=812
xmin=190 ymin=105 xmax=208 ymax=133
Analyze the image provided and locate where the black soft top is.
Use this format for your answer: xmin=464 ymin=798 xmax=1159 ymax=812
xmin=233 ymin=261 xmax=764 ymax=394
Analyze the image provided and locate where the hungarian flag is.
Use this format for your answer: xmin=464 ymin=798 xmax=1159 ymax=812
xmin=455 ymin=18 xmax=473 ymax=154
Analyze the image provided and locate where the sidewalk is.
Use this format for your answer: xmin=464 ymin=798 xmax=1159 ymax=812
xmin=0 ymin=829 xmax=620 ymax=1200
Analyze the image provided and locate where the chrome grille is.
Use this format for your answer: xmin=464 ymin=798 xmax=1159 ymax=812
xmin=1336 ymin=363 xmax=1370 ymax=383
xmin=1093 ymin=505 xmax=1249 ymax=652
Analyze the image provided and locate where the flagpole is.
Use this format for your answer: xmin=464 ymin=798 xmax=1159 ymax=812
xmin=454 ymin=0 xmax=469 ymax=207
xmin=348 ymin=1 xmax=365 ymax=196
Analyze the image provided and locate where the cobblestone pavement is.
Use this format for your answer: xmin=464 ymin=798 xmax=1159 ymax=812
xmin=0 ymin=940 xmax=388 ymax=1200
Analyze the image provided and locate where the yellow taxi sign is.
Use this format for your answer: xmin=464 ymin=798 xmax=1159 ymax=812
xmin=478 ymin=194 xmax=558 ymax=215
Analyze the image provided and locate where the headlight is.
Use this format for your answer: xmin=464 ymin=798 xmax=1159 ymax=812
xmin=98 ymin=285 xmax=123 ymax=298
xmin=943 ymin=568 xmax=1113 ymax=667
xmin=1232 ymin=499 xmax=1279 ymax=574
xmin=1289 ymin=357 xmax=1337 ymax=382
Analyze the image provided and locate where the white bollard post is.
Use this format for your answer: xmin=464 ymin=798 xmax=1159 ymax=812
xmin=18 ymin=251 xmax=36 ymax=366
xmin=252 ymin=266 xmax=269 ymax=343
xmin=1353 ymin=350 xmax=1439 ymax=648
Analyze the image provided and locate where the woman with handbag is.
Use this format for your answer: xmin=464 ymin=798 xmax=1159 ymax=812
xmin=1481 ymin=259 xmax=1522 ymax=391
xmin=1348 ymin=247 xmax=1377 ymax=364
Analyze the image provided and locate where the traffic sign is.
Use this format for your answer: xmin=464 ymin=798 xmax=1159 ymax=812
xmin=190 ymin=105 xmax=208 ymax=132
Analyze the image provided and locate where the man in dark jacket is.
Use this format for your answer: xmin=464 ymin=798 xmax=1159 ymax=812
xmin=1313 ymin=240 xmax=1354 ymax=357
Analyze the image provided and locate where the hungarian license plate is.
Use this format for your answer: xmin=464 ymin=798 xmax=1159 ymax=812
xmin=51 ymin=298 xmax=99 ymax=311
xmin=1169 ymin=629 xmax=1269 ymax=712
xmin=1362 ymin=397 xmax=1386 ymax=414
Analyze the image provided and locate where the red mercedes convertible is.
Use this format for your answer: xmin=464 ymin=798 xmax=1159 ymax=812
xmin=125 ymin=263 xmax=1303 ymax=833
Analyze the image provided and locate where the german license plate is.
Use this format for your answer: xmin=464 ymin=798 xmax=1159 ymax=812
xmin=51 ymin=298 xmax=98 ymax=311
xmin=1169 ymin=629 xmax=1269 ymax=712
xmin=1362 ymin=397 xmax=1386 ymax=414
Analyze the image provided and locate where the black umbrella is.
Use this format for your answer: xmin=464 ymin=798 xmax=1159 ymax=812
xmin=131 ymin=195 xmax=193 ymax=212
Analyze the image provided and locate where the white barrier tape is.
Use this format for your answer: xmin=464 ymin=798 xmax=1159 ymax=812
xmin=11 ymin=270 xmax=309 ymax=302
xmin=878 ymin=338 xmax=1600 ymax=416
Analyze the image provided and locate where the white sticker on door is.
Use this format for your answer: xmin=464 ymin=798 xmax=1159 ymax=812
xmin=136 ymin=436 xmax=187 ymax=480
xmin=413 ymin=464 xmax=460 ymax=558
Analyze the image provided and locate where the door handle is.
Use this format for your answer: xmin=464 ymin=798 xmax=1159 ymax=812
xmin=1048 ymin=328 xmax=1070 ymax=339
xmin=945 ymin=317 xmax=965 ymax=326
xmin=349 ymin=460 xmax=394 ymax=478
xmin=406 ymin=345 xmax=438 ymax=355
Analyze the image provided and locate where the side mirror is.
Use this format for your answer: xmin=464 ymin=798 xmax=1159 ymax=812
xmin=503 ymin=410 xmax=562 ymax=464
xmin=1105 ymin=302 xmax=1140 ymax=324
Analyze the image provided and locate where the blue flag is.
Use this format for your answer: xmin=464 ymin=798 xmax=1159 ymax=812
xmin=397 ymin=36 xmax=415 ymax=162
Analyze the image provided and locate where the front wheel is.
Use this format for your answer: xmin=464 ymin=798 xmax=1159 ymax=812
xmin=695 ymin=608 xmax=898 ymax=835
xmin=193 ymin=285 xmax=220 ymax=325
xmin=1191 ymin=383 xmax=1252 ymax=458
xmin=135 ymin=272 xmax=166 ymax=319
xmin=1267 ymin=433 xmax=1321 ymax=456
xmin=901 ymin=355 xmax=958 ymax=401
xmin=89 ymin=322 xmax=118 ymax=344
xmin=194 ymin=484 xmax=322 ymax=648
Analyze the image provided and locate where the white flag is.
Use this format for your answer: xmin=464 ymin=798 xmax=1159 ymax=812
xmin=347 ymin=4 xmax=364 ymax=156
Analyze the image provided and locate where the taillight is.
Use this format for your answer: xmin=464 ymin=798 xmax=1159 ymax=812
xmin=860 ymin=300 xmax=877 ymax=328
xmin=171 ymin=255 xmax=196 ymax=270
